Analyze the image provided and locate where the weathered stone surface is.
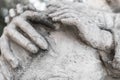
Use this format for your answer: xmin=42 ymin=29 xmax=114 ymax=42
xmin=10 ymin=25 xmax=107 ymax=80
xmin=2 ymin=0 xmax=120 ymax=80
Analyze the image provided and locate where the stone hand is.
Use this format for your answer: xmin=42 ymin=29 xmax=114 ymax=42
xmin=47 ymin=2 xmax=81 ymax=26
xmin=0 ymin=4 xmax=49 ymax=69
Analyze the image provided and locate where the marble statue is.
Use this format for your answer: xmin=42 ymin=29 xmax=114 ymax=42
xmin=0 ymin=0 xmax=120 ymax=80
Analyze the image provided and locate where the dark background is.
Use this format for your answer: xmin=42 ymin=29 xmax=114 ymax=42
xmin=0 ymin=0 xmax=29 ymax=36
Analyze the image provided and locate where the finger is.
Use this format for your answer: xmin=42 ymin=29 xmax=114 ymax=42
xmin=12 ymin=17 xmax=48 ymax=50
xmin=47 ymin=6 xmax=71 ymax=14
xmin=48 ymin=9 xmax=70 ymax=18
xmin=52 ymin=14 xmax=69 ymax=21
xmin=9 ymin=8 xmax=16 ymax=18
xmin=52 ymin=13 xmax=76 ymax=21
xmin=20 ymin=11 xmax=47 ymax=22
xmin=0 ymin=34 xmax=19 ymax=68
xmin=46 ymin=1 xmax=62 ymax=8
xmin=20 ymin=11 xmax=56 ymax=29
xmin=16 ymin=4 xmax=24 ymax=14
xmin=58 ymin=8 xmax=78 ymax=14
xmin=49 ymin=6 xmax=79 ymax=17
xmin=49 ymin=8 xmax=78 ymax=18
xmin=47 ymin=6 xmax=58 ymax=14
xmin=4 ymin=16 xmax=10 ymax=24
xmin=0 ymin=60 xmax=13 ymax=80
xmin=47 ymin=3 xmax=68 ymax=14
xmin=24 ymin=4 xmax=36 ymax=11
xmin=5 ymin=23 xmax=39 ymax=53
xmin=61 ymin=18 xmax=78 ymax=26
xmin=49 ymin=10 xmax=78 ymax=21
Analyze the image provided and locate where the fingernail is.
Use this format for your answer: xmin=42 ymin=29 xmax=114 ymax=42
xmin=27 ymin=44 xmax=39 ymax=53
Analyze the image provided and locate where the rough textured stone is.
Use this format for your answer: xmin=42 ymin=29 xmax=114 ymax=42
xmin=2 ymin=0 xmax=120 ymax=80
xmin=9 ymin=25 xmax=107 ymax=80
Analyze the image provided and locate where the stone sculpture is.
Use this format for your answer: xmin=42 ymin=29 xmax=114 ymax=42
xmin=1 ymin=0 xmax=120 ymax=80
